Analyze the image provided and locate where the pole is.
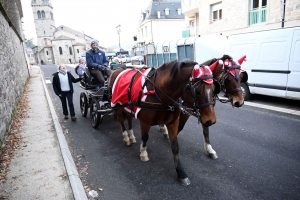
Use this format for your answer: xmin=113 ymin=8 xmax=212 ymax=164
xmin=281 ymin=0 xmax=286 ymax=28
xmin=118 ymin=32 xmax=121 ymax=51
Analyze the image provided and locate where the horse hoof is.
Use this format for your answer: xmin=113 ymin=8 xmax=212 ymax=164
xmin=124 ymin=141 xmax=131 ymax=146
xmin=179 ymin=178 xmax=190 ymax=186
xmin=209 ymin=153 xmax=218 ymax=159
xmin=163 ymin=133 xmax=169 ymax=139
xmin=140 ymin=156 xmax=149 ymax=162
xmin=130 ymin=138 xmax=136 ymax=143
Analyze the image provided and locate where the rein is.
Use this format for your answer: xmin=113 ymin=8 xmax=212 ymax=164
xmin=135 ymin=66 xmax=215 ymax=118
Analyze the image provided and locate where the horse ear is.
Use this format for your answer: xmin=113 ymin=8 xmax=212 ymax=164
xmin=237 ymin=55 xmax=246 ymax=65
xmin=213 ymin=80 xmax=221 ymax=94
xmin=209 ymin=60 xmax=223 ymax=72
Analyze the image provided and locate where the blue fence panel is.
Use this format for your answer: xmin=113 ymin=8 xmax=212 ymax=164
xmin=157 ymin=54 xmax=164 ymax=67
xmin=186 ymin=45 xmax=194 ymax=61
xmin=177 ymin=45 xmax=194 ymax=61
xmin=163 ymin=53 xmax=170 ymax=63
xmin=146 ymin=55 xmax=152 ymax=67
xmin=170 ymin=53 xmax=177 ymax=61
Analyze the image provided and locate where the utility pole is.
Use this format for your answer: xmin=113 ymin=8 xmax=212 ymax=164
xmin=281 ymin=0 xmax=286 ymax=28
xmin=116 ymin=24 xmax=121 ymax=51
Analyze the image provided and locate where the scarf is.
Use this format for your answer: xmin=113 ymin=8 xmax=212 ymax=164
xmin=59 ymin=70 xmax=66 ymax=75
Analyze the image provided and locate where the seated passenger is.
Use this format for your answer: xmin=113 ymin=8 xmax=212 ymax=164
xmin=76 ymin=58 xmax=86 ymax=77
xmin=86 ymin=40 xmax=112 ymax=87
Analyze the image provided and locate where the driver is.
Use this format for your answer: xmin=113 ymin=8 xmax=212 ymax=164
xmin=86 ymin=40 xmax=112 ymax=86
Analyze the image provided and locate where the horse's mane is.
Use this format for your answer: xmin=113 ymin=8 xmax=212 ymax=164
xmin=159 ymin=59 xmax=197 ymax=79
xmin=200 ymin=54 xmax=233 ymax=66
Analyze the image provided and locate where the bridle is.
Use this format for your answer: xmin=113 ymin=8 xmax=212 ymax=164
xmin=184 ymin=66 xmax=216 ymax=113
xmin=217 ymin=62 xmax=242 ymax=103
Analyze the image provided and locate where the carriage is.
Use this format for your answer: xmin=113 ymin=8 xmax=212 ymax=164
xmin=79 ymin=63 xmax=146 ymax=128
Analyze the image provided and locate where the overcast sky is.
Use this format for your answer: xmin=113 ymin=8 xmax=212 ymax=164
xmin=21 ymin=0 xmax=150 ymax=49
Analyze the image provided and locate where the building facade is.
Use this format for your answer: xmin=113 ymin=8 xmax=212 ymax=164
xmin=134 ymin=0 xmax=185 ymax=55
xmin=181 ymin=0 xmax=300 ymax=37
xmin=31 ymin=0 xmax=104 ymax=65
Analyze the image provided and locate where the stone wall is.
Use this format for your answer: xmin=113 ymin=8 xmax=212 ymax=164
xmin=0 ymin=0 xmax=30 ymax=146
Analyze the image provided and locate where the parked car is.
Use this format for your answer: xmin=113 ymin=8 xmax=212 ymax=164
xmin=114 ymin=55 xmax=131 ymax=63
xmin=131 ymin=56 xmax=144 ymax=65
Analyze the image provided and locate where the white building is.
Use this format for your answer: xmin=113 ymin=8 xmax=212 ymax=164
xmin=134 ymin=0 xmax=185 ymax=56
xmin=181 ymin=0 xmax=300 ymax=37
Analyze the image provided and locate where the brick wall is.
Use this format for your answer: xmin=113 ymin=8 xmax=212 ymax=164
xmin=0 ymin=0 xmax=30 ymax=146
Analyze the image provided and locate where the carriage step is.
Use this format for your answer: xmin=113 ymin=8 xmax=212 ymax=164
xmin=97 ymin=108 xmax=112 ymax=113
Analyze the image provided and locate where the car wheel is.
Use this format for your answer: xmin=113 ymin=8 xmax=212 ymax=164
xmin=241 ymin=82 xmax=251 ymax=101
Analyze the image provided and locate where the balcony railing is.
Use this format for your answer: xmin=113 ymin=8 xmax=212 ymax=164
xmin=249 ymin=6 xmax=267 ymax=25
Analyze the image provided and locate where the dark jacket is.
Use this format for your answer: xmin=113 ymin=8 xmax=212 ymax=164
xmin=52 ymin=71 xmax=81 ymax=96
xmin=86 ymin=49 xmax=109 ymax=70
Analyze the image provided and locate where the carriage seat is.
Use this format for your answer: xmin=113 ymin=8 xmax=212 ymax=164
xmin=110 ymin=63 xmax=127 ymax=70
xmin=79 ymin=68 xmax=105 ymax=90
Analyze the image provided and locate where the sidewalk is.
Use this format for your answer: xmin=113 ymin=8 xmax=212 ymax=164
xmin=0 ymin=66 xmax=87 ymax=199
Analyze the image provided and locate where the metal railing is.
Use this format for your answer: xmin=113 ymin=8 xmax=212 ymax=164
xmin=249 ymin=6 xmax=267 ymax=25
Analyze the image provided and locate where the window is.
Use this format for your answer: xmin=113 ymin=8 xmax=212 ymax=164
xmin=37 ymin=11 xmax=41 ymax=19
xmin=61 ymin=26 xmax=64 ymax=30
xmin=77 ymin=49 xmax=79 ymax=53
xmin=41 ymin=10 xmax=45 ymax=19
xmin=46 ymin=51 xmax=48 ymax=55
xmin=50 ymin=12 xmax=53 ymax=20
xmin=249 ymin=0 xmax=267 ymax=25
xmin=177 ymin=8 xmax=182 ymax=15
xmin=33 ymin=0 xmax=36 ymax=3
xmin=44 ymin=31 xmax=46 ymax=34
xmin=69 ymin=47 xmax=72 ymax=55
xmin=59 ymin=47 xmax=63 ymax=55
xmin=211 ymin=3 xmax=222 ymax=21
xmin=165 ymin=8 xmax=170 ymax=16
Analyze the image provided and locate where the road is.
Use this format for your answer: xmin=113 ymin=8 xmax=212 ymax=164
xmin=41 ymin=65 xmax=300 ymax=200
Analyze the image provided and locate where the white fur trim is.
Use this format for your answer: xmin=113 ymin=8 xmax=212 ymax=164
xmin=218 ymin=60 xmax=223 ymax=64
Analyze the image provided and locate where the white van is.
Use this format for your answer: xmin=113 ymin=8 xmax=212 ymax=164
xmin=225 ymin=27 xmax=300 ymax=100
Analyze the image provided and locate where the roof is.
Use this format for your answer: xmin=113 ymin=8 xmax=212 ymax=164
xmin=140 ymin=0 xmax=183 ymax=24
xmin=52 ymin=35 xmax=75 ymax=41
xmin=55 ymin=25 xmax=90 ymax=39
xmin=72 ymin=42 xmax=85 ymax=46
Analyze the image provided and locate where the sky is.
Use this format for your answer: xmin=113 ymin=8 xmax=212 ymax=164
xmin=21 ymin=0 xmax=150 ymax=50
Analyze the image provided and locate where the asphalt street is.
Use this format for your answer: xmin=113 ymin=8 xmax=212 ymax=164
xmin=41 ymin=65 xmax=300 ymax=200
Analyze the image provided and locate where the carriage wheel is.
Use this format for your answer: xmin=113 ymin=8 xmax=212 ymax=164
xmin=90 ymin=98 xmax=101 ymax=128
xmin=80 ymin=92 xmax=88 ymax=117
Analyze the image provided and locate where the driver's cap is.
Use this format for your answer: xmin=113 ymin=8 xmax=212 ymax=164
xmin=91 ymin=39 xmax=99 ymax=46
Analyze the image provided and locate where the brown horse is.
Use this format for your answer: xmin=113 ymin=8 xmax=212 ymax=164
xmin=108 ymin=60 xmax=218 ymax=185
xmin=161 ymin=55 xmax=246 ymax=159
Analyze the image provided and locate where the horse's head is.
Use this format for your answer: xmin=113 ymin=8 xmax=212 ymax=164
xmin=210 ymin=55 xmax=246 ymax=107
xmin=183 ymin=62 xmax=218 ymax=127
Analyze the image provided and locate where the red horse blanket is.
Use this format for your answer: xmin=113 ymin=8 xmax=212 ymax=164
xmin=111 ymin=68 xmax=152 ymax=118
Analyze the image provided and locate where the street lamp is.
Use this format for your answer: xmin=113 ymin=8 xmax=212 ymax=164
xmin=116 ymin=24 xmax=121 ymax=51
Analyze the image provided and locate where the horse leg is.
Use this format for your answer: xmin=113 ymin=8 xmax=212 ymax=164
xmin=167 ymin=121 xmax=190 ymax=186
xmin=115 ymin=110 xmax=131 ymax=146
xmin=159 ymin=124 xmax=169 ymax=138
xmin=127 ymin=114 xmax=136 ymax=143
xmin=202 ymin=124 xmax=218 ymax=159
xmin=140 ymin=122 xmax=150 ymax=161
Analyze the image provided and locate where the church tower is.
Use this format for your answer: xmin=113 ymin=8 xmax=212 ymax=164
xmin=31 ymin=0 xmax=56 ymax=47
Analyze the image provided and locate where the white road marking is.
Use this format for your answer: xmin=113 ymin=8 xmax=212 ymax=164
xmin=218 ymin=97 xmax=300 ymax=116
xmin=45 ymin=80 xmax=52 ymax=84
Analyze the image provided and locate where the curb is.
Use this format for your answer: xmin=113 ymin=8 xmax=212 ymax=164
xmin=40 ymin=68 xmax=88 ymax=200
xmin=218 ymin=96 xmax=300 ymax=116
